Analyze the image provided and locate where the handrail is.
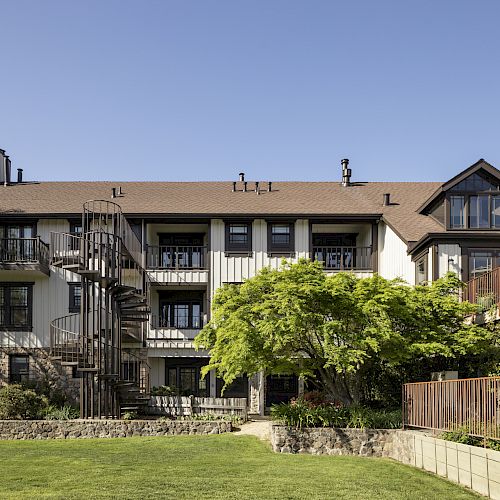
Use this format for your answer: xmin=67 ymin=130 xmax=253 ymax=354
xmin=146 ymin=245 xmax=207 ymax=270
xmin=312 ymin=245 xmax=372 ymax=271
xmin=0 ymin=237 xmax=49 ymax=266
xmin=464 ymin=266 xmax=500 ymax=310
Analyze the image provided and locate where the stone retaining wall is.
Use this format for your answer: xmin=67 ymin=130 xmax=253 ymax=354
xmin=271 ymin=425 xmax=394 ymax=457
xmin=0 ymin=419 xmax=232 ymax=440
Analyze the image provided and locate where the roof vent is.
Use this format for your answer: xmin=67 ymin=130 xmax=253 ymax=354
xmin=239 ymin=172 xmax=245 ymax=182
xmin=341 ymin=158 xmax=351 ymax=187
xmin=383 ymin=193 xmax=391 ymax=206
xmin=111 ymin=188 xmax=117 ymax=199
xmin=255 ymin=181 xmax=259 ymax=194
xmin=268 ymin=181 xmax=272 ymax=192
xmin=17 ymin=168 xmax=23 ymax=183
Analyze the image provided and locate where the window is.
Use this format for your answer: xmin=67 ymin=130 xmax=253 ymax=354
xmin=68 ymin=283 xmax=81 ymax=313
xmin=225 ymin=222 xmax=252 ymax=253
xmin=415 ymin=254 xmax=428 ymax=285
xmin=450 ymin=196 xmax=465 ymax=228
xmin=69 ymin=222 xmax=82 ymax=250
xmin=9 ymin=355 xmax=29 ymax=383
xmin=0 ymin=224 xmax=36 ymax=261
xmin=159 ymin=302 xmax=202 ymax=329
xmin=165 ymin=362 xmax=209 ymax=397
xmin=469 ymin=250 xmax=500 ymax=278
xmin=268 ymin=222 xmax=295 ymax=254
xmin=447 ymin=171 xmax=500 ymax=229
xmin=0 ymin=284 xmax=33 ymax=330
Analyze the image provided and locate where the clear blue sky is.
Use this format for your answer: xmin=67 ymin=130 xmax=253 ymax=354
xmin=1 ymin=1 xmax=499 ymax=182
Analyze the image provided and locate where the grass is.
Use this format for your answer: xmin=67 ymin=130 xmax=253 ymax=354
xmin=0 ymin=435 xmax=478 ymax=499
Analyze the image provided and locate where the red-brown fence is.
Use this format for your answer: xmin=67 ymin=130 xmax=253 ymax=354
xmin=403 ymin=377 xmax=500 ymax=440
xmin=464 ymin=267 xmax=500 ymax=311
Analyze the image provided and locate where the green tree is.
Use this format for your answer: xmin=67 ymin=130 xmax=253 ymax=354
xmin=195 ymin=259 xmax=496 ymax=405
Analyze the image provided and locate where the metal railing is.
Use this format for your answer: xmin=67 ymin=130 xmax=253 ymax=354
xmin=146 ymin=245 xmax=207 ymax=270
xmin=0 ymin=237 xmax=50 ymax=267
xmin=312 ymin=246 xmax=372 ymax=271
xmin=122 ymin=350 xmax=151 ymax=394
xmin=403 ymin=377 xmax=500 ymax=440
xmin=149 ymin=313 xmax=204 ymax=330
xmin=464 ymin=267 xmax=500 ymax=311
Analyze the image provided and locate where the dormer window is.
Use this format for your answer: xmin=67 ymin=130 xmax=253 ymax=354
xmin=446 ymin=171 xmax=500 ymax=230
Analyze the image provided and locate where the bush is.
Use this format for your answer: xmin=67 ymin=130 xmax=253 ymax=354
xmin=270 ymin=399 xmax=401 ymax=429
xmin=42 ymin=404 xmax=79 ymax=420
xmin=177 ymin=412 xmax=245 ymax=425
xmin=440 ymin=426 xmax=500 ymax=451
xmin=0 ymin=385 xmax=48 ymax=420
xmin=151 ymin=385 xmax=178 ymax=396
xmin=122 ymin=411 xmax=138 ymax=421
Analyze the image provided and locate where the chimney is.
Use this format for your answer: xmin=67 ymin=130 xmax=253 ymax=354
xmin=239 ymin=172 xmax=245 ymax=182
xmin=341 ymin=158 xmax=351 ymax=187
xmin=17 ymin=168 xmax=23 ymax=183
xmin=268 ymin=181 xmax=272 ymax=192
xmin=0 ymin=150 xmax=11 ymax=186
xmin=383 ymin=193 xmax=391 ymax=206
xmin=111 ymin=188 xmax=117 ymax=199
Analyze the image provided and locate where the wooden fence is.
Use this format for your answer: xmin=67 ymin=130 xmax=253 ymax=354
xmin=148 ymin=396 xmax=248 ymax=420
xmin=403 ymin=377 xmax=500 ymax=440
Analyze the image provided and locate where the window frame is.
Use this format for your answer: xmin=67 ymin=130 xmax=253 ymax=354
xmin=159 ymin=301 xmax=203 ymax=329
xmin=68 ymin=282 xmax=82 ymax=313
xmin=415 ymin=253 xmax=428 ymax=285
xmin=267 ymin=221 xmax=295 ymax=256
xmin=224 ymin=221 xmax=252 ymax=255
xmin=446 ymin=172 xmax=500 ymax=230
xmin=0 ymin=282 xmax=34 ymax=331
xmin=9 ymin=354 xmax=29 ymax=383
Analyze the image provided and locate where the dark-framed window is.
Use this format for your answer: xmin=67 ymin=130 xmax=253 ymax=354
xmin=267 ymin=222 xmax=295 ymax=255
xmin=9 ymin=354 xmax=29 ymax=383
xmin=68 ymin=283 xmax=81 ymax=313
xmin=469 ymin=249 xmax=500 ymax=278
xmin=159 ymin=302 xmax=202 ymax=329
xmin=69 ymin=221 xmax=83 ymax=250
xmin=415 ymin=253 xmax=428 ymax=285
xmin=225 ymin=222 xmax=252 ymax=253
xmin=446 ymin=172 xmax=500 ymax=229
xmin=165 ymin=359 xmax=209 ymax=397
xmin=0 ymin=283 xmax=33 ymax=331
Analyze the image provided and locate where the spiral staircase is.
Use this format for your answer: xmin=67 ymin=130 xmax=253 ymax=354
xmin=49 ymin=200 xmax=151 ymax=418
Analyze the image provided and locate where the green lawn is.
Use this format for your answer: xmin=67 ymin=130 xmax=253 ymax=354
xmin=0 ymin=434 xmax=478 ymax=499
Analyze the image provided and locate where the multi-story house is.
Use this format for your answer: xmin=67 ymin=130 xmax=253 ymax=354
xmin=0 ymin=149 xmax=499 ymax=416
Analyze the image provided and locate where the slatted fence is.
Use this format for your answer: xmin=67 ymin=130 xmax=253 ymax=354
xmin=403 ymin=377 xmax=500 ymax=440
xmin=148 ymin=396 xmax=248 ymax=421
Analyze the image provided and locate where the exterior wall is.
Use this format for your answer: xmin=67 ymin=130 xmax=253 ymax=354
xmin=149 ymin=357 xmax=165 ymax=387
xmin=378 ymin=222 xmax=415 ymax=284
xmin=438 ymin=243 xmax=462 ymax=279
xmin=209 ymin=218 xmax=309 ymax=294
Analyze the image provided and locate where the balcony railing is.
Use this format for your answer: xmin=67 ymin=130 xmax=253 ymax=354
xmin=146 ymin=245 xmax=207 ymax=270
xmin=464 ymin=266 xmax=500 ymax=311
xmin=312 ymin=246 xmax=372 ymax=271
xmin=149 ymin=314 xmax=204 ymax=331
xmin=0 ymin=237 xmax=50 ymax=273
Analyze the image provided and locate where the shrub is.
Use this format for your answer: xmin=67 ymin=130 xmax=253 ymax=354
xmin=42 ymin=404 xmax=80 ymax=420
xmin=270 ymin=399 xmax=401 ymax=429
xmin=151 ymin=385 xmax=178 ymax=396
xmin=0 ymin=385 xmax=48 ymax=420
xmin=122 ymin=411 xmax=138 ymax=421
xmin=177 ymin=412 xmax=244 ymax=425
xmin=440 ymin=426 xmax=500 ymax=451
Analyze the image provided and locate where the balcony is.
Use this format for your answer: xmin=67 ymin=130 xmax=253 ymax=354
xmin=147 ymin=313 xmax=205 ymax=349
xmin=464 ymin=267 xmax=500 ymax=314
xmin=0 ymin=237 xmax=50 ymax=275
xmin=312 ymin=246 xmax=373 ymax=272
xmin=146 ymin=245 xmax=208 ymax=284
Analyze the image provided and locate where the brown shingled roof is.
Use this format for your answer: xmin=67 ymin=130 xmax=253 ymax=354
xmin=0 ymin=180 xmax=443 ymax=244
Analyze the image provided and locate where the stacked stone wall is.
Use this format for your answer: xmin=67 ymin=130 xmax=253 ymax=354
xmin=0 ymin=419 xmax=231 ymax=440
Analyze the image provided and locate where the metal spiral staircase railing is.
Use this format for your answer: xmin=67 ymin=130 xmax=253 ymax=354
xmin=49 ymin=200 xmax=150 ymax=418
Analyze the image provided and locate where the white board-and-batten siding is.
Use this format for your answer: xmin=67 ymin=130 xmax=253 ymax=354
xmin=209 ymin=219 xmax=309 ymax=294
xmin=378 ymin=222 xmax=415 ymax=285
